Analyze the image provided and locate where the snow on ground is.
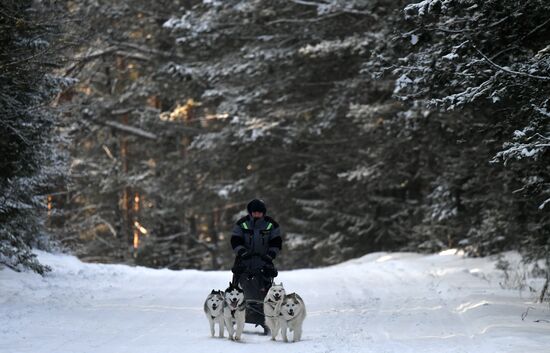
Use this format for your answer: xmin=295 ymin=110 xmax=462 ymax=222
xmin=1 ymin=250 xmax=549 ymax=353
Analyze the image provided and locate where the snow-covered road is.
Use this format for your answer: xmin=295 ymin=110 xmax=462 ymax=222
xmin=1 ymin=251 xmax=549 ymax=353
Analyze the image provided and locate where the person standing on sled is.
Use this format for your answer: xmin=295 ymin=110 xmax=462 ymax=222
xmin=230 ymin=199 xmax=282 ymax=287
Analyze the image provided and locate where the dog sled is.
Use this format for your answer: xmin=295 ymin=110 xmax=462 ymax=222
xmin=232 ymin=253 xmax=278 ymax=334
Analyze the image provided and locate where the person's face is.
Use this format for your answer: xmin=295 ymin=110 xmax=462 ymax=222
xmin=251 ymin=211 xmax=264 ymax=218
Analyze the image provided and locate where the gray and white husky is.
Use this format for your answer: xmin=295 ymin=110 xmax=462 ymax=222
xmin=263 ymin=282 xmax=286 ymax=340
xmin=223 ymin=282 xmax=246 ymax=341
xmin=204 ymin=289 xmax=225 ymax=338
xmin=278 ymin=292 xmax=306 ymax=342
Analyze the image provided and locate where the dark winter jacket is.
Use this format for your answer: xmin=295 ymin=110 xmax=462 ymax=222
xmin=230 ymin=215 xmax=282 ymax=271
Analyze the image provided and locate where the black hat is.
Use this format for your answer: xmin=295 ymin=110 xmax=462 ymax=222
xmin=247 ymin=199 xmax=266 ymax=214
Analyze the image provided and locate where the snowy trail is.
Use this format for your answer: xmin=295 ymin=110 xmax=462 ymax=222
xmin=1 ymin=251 xmax=549 ymax=353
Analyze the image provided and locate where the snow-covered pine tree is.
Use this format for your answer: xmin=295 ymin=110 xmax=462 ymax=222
xmin=0 ymin=0 xmax=71 ymax=273
xmin=365 ymin=0 xmax=550 ymax=261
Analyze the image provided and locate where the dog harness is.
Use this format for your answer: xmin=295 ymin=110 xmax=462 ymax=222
xmin=262 ymin=299 xmax=281 ymax=318
xmin=227 ymin=301 xmax=246 ymax=319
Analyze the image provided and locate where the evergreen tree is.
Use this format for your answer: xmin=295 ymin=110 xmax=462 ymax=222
xmin=0 ymin=0 xmax=71 ymax=273
xmin=367 ymin=0 xmax=550 ymax=261
xmin=49 ymin=0 xmax=549 ymax=274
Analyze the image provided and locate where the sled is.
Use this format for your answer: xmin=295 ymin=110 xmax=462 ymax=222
xmin=233 ymin=254 xmax=278 ymax=333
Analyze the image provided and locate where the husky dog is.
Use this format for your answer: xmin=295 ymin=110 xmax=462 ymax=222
xmin=263 ymin=282 xmax=286 ymax=340
xmin=223 ymin=282 xmax=246 ymax=341
xmin=204 ymin=289 xmax=225 ymax=338
xmin=278 ymin=293 xmax=306 ymax=342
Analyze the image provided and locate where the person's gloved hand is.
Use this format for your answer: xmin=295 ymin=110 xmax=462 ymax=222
xmin=261 ymin=263 xmax=278 ymax=278
xmin=266 ymin=250 xmax=277 ymax=261
xmin=262 ymin=250 xmax=276 ymax=263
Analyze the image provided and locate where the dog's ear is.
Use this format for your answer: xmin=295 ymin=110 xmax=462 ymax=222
xmin=211 ymin=289 xmax=216 ymax=294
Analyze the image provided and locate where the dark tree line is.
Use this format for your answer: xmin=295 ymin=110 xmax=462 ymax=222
xmin=2 ymin=0 xmax=549 ymax=292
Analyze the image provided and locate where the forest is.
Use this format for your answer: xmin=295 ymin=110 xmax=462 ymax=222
xmin=1 ymin=0 xmax=549 ymax=287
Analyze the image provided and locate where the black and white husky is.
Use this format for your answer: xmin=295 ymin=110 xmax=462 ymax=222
xmin=263 ymin=282 xmax=286 ymax=340
xmin=204 ymin=289 xmax=225 ymax=338
xmin=223 ymin=282 xmax=246 ymax=341
xmin=278 ymin=293 xmax=306 ymax=342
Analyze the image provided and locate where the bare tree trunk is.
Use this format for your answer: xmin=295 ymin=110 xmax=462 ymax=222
xmin=540 ymin=277 xmax=549 ymax=303
xmin=209 ymin=210 xmax=219 ymax=269
xmin=120 ymin=113 xmax=132 ymax=254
